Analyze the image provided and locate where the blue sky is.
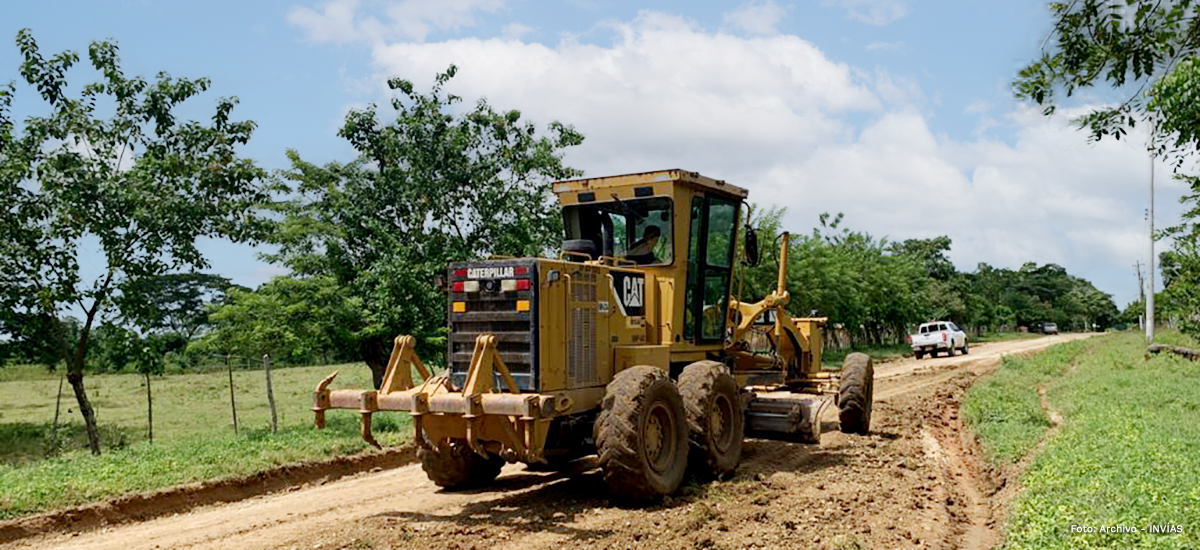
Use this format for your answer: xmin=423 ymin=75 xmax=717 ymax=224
xmin=4 ymin=0 xmax=1183 ymax=309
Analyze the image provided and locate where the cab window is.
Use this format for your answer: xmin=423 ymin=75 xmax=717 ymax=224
xmin=562 ymin=197 xmax=673 ymax=265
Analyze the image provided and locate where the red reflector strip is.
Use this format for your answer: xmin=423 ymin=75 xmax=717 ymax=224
xmin=516 ymin=279 xmax=531 ymax=291
xmin=452 ymin=281 xmax=464 ymax=292
xmin=514 ymin=266 xmax=529 ymax=276
xmin=453 ymin=268 xmax=467 ymax=278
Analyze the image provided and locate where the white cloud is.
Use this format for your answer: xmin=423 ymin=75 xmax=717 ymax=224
xmin=317 ymin=7 xmax=1181 ymax=306
xmin=823 ymin=0 xmax=908 ymax=26
xmin=288 ymin=0 xmax=363 ymax=43
xmin=722 ymin=0 xmax=787 ymax=36
xmin=288 ymin=0 xmax=503 ymax=44
xmin=501 ymin=22 xmax=534 ymax=40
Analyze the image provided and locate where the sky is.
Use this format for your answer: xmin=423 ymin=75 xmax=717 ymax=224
xmin=4 ymin=0 xmax=1188 ymax=309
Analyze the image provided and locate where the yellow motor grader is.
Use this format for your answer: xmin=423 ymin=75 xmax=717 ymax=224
xmin=312 ymin=169 xmax=874 ymax=500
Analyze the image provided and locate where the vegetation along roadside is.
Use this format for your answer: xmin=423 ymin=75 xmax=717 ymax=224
xmin=962 ymin=331 xmax=1200 ymax=549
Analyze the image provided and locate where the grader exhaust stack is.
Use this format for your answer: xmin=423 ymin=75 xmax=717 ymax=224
xmin=312 ymin=169 xmax=874 ymax=499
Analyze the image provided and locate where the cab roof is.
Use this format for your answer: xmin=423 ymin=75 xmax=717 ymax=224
xmin=552 ymin=169 xmax=749 ymax=200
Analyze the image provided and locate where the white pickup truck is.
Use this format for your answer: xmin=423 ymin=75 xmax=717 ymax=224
xmin=909 ymin=321 xmax=968 ymax=359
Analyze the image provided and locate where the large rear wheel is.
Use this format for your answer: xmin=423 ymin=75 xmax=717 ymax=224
xmin=595 ymin=366 xmax=689 ymax=500
xmin=838 ymin=352 xmax=874 ymax=435
xmin=679 ymin=360 xmax=744 ymax=480
xmin=419 ymin=439 xmax=504 ymax=490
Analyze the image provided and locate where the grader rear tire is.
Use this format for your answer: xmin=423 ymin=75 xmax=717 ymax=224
xmin=594 ymin=366 xmax=689 ymax=500
xmin=679 ymin=360 xmax=743 ymax=480
xmin=419 ymin=440 xmax=504 ymax=490
xmin=838 ymin=352 xmax=874 ymax=435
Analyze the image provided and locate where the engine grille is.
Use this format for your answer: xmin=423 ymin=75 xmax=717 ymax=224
xmin=446 ymin=261 xmax=538 ymax=392
xmin=568 ymin=270 xmax=598 ymax=387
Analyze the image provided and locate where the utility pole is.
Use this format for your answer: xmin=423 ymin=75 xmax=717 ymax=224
xmin=1147 ymin=120 xmax=1156 ymax=344
xmin=1135 ymin=261 xmax=1146 ymax=330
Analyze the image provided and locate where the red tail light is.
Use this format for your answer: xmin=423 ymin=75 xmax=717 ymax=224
xmin=514 ymin=266 xmax=529 ymax=276
xmin=452 ymin=281 xmax=464 ymax=292
xmin=516 ymin=279 xmax=531 ymax=291
xmin=453 ymin=268 xmax=467 ymax=278
xmin=941 ymin=332 xmax=947 ymax=342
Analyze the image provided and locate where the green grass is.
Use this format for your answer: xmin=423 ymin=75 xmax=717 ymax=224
xmin=973 ymin=331 xmax=1045 ymax=343
xmin=961 ymin=340 xmax=1087 ymax=464
xmin=0 ymin=362 xmax=411 ymax=518
xmin=964 ymin=331 xmax=1200 ymax=549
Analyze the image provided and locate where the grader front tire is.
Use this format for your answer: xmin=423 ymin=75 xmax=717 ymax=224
xmin=419 ymin=440 xmax=504 ymax=490
xmin=679 ymin=360 xmax=743 ymax=480
xmin=594 ymin=366 xmax=689 ymax=501
xmin=838 ymin=352 xmax=875 ymax=435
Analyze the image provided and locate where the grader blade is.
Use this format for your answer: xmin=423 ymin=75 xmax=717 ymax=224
xmin=744 ymin=394 xmax=833 ymax=444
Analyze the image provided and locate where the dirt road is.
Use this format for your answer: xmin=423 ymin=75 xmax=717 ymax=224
xmin=10 ymin=334 xmax=1094 ymax=550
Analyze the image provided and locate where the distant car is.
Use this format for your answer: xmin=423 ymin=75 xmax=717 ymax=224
xmin=1042 ymin=322 xmax=1059 ymax=335
xmin=909 ymin=321 xmax=968 ymax=359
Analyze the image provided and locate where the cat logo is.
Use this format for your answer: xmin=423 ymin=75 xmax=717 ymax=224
xmin=623 ymin=276 xmax=644 ymax=308
xmin=610 ymin=272 xmax=646 ymax=317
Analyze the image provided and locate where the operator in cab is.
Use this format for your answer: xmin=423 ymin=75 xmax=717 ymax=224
xmin=625 ymin=225 xmax=661 ymax=265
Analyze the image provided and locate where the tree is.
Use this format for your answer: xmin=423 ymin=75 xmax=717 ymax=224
xmin=269 ymin=65 xmax=583 ymax=386
xmin=1015 ymin=0 xmax=1200 ymax=157
xmin=0 ymin=30 xmax=270 ymax=454
xmin=119 ymin=272 xmax=238 ymax=344
xmin=201 ymin=275 xmax=360 ymax=365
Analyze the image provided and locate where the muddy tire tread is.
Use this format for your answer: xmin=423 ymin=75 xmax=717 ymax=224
xmin=838 ymin=352 xmax=874 ymax=435
xmin=594 ymin=366 xmax=688 ymax=501
xmin=678 ymin=360 xmax=744 ymax=479
xmin=419 ymin=441 xmax=503 ymax=490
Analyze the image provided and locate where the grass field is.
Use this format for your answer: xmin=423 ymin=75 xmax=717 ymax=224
xmin=0 ymin=362 xmax=412 ymax=519
xmin=963 ymin=331 xmax=1200 ymax=549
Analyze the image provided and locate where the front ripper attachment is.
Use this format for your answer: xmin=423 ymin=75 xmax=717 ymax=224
xmin=311 ymin=334 xmax=559 ymax=463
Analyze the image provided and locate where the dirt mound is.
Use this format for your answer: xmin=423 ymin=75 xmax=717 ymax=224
xmin=0 ymin=445 xmax=416 ymax=544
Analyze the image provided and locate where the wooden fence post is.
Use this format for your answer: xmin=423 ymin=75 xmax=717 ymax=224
xmin=48 ymin=374 xmax=64 ymax=456
xmin=263 ymin=354 xmax=278 ymax=434
xmin=226 ymin=354 xmax=239 ymax=434
xmin=145 ymin=372 xmax=154 ymax=444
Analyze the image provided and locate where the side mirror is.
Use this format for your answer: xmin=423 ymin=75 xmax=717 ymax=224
xmin=743 ymin=227 xmax=760 ymax=266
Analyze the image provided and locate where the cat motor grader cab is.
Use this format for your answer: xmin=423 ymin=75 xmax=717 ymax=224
xmin=312 ymin=169 xmax=875 ymax=500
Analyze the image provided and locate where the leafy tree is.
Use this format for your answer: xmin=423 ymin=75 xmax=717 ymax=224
xmin=1015 ymin=0 xmax=1200 ymax=155
xmin=269 ymin=66 xmax=583 ymax=386
xmin=0 ymin=30 xmax=270 ymax=454
xmin=119 ymin=272 xmax=238 ymax=344
xmin=890 ymin=236 xmax=955 ymax=281
xmin=200 ymin=275 xmax=361 ymax=365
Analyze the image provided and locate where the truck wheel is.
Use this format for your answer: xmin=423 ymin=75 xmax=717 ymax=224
xmin=946 ymin=345 xmax=956 ymax=357
xmin=839 ymin=353 xmax=874 ymax=435
xmin=419 ymin=439 xmax=504 ymax=490
xmin=915 ymin=350 xmax=925 ymax=360
xmin=962 ymin=341 xmax=970 ymax=354
xmin=595 ymin=366 xmax=689 ymax=500
xmin=679 ymin=360 xmax=744 ymax=480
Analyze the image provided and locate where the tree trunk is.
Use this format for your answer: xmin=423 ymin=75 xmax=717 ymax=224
xmin=66 ymin=370 xmax=101 ymax=455
xmin=361 ymin=339 xmax=388 ymax=390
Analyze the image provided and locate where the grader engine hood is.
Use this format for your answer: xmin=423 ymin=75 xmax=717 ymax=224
xmin=447 ymin=259 xmax=539 ymax=392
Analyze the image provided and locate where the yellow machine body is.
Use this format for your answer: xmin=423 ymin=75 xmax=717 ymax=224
xmin=313 ymin=169 xmax=845 ymax=465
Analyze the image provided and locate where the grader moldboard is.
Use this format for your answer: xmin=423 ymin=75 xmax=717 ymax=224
xmin=312 ymin=169 xmax=875 ymax=500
